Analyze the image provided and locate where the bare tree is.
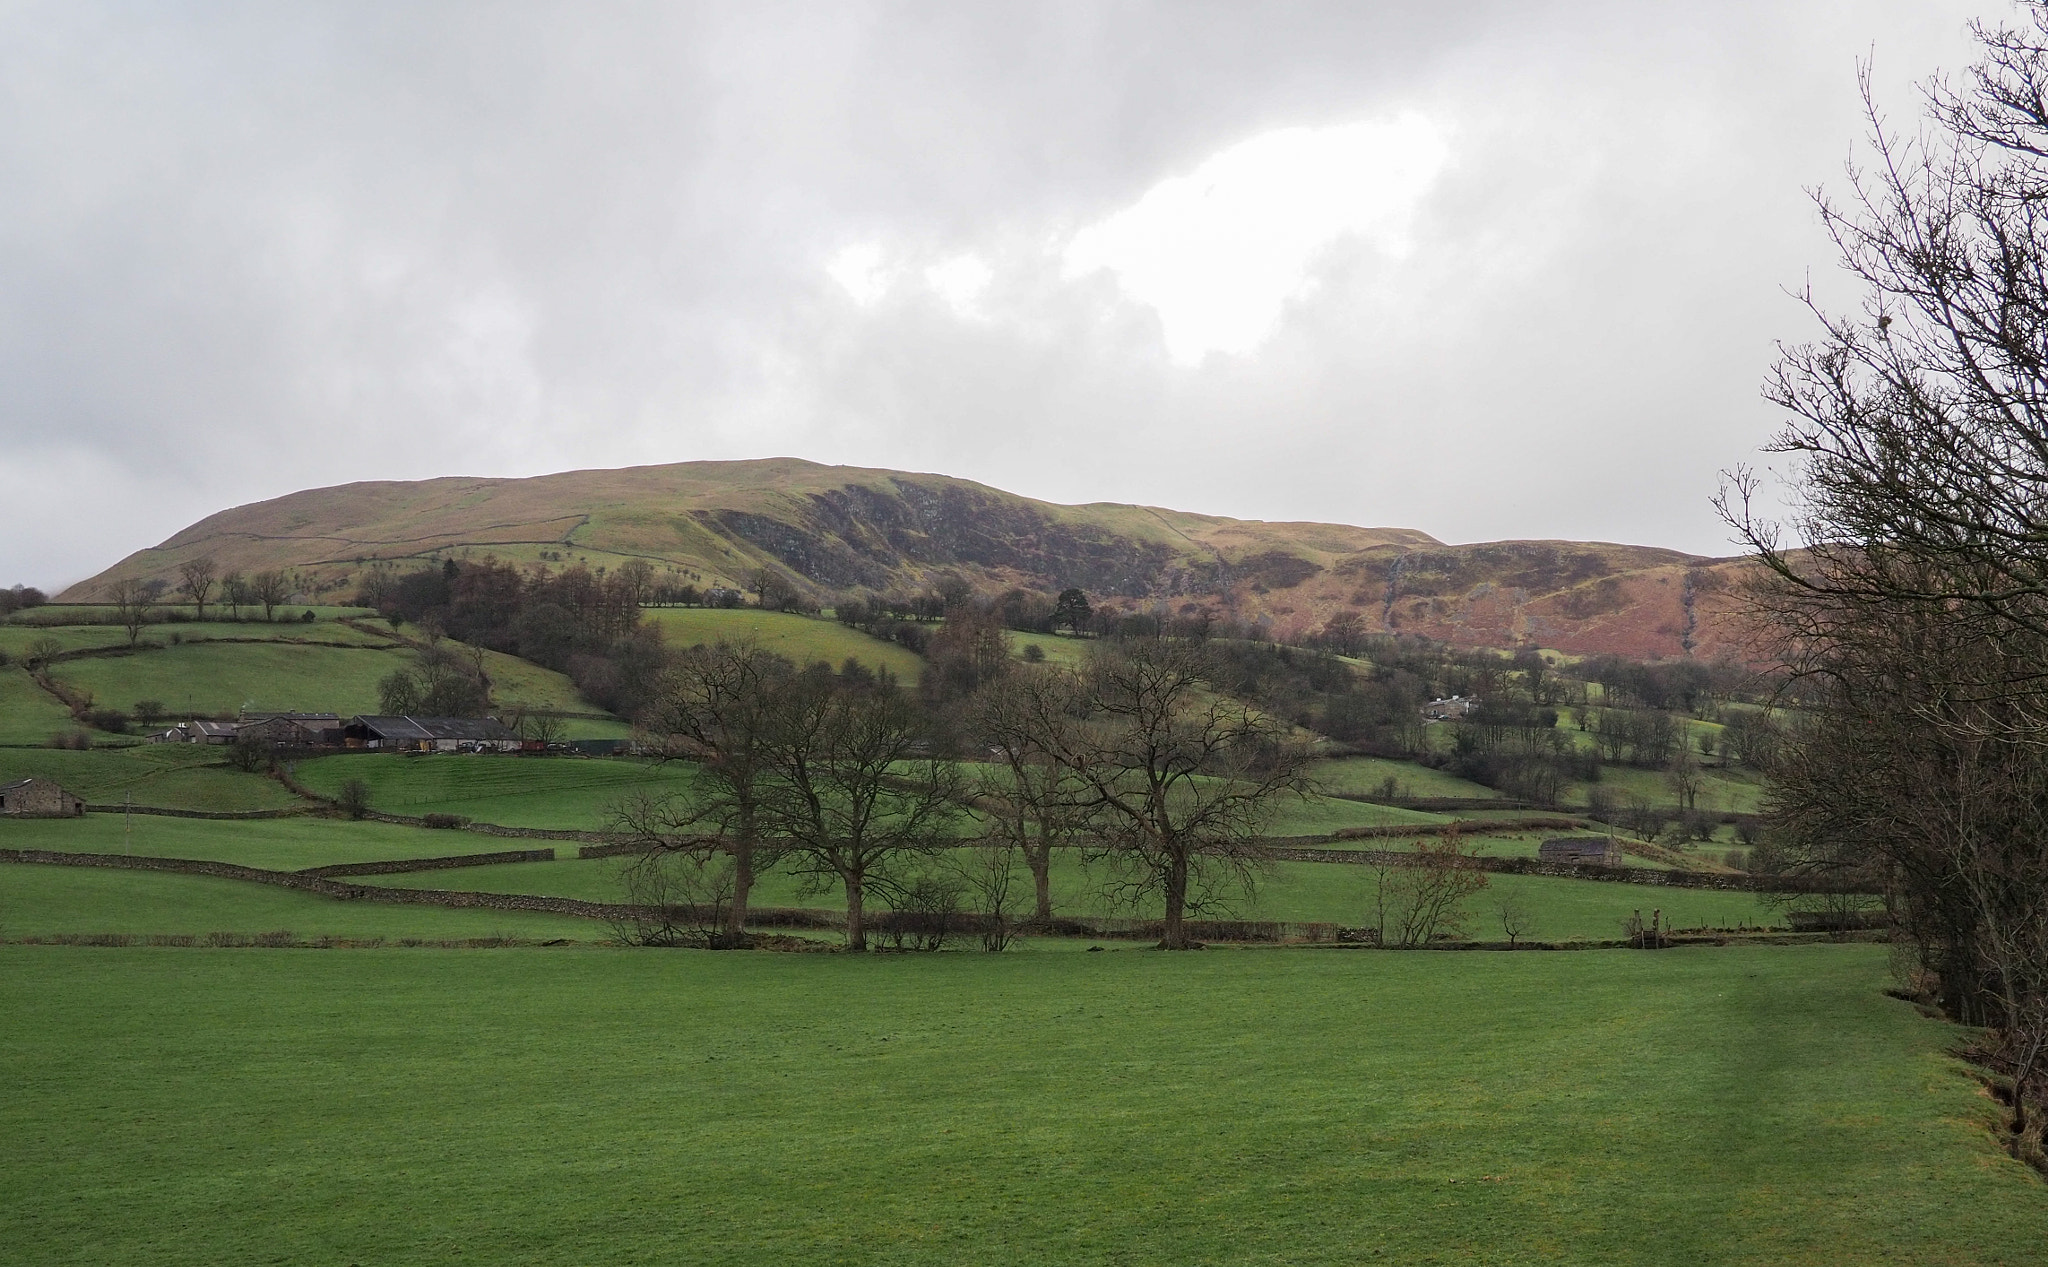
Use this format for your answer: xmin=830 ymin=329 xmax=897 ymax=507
xmin=177 ymin=557 xmax=217 ymax=621
xmin=1666 ymin=747 xmax=1703 ymax=812
xmin=1495 ymin=889 xmax=1536 ymax=949
xmin=1018 ymin=638 xmax=1315 ymax=950
xmin=950 ymin=839 xmax=1026 ymax=951
xmin=248 ymin=570 xmax=290 ymax=622
xmin=632 ymin=640 xmax=793 ymax=947
xmin=220 ymin=571 xmax=246 ymax=619
xmin=606 ymin=837 xmax=738 ymax=948
xmin=107 ymin=578 xmax=155 ymax=646
xmin=965 ymin=666 xmax=1088 ymax=922
xmin=1713 ymin=12 xmax=2048 ymax=1155
xmin=1377 ymin=831 xmax=1490 ymax=947
xmin=758 ymin=665 xmax=962 ymax=950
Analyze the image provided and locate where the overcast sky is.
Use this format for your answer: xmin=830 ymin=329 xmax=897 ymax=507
xmin=0 ymin=0 xmax=1996 ymax=588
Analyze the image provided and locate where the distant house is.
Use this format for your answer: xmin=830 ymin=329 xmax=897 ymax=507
xmin=0 ymin=777 xmax=84 ymax=818
xmin=1539 ymin=837 xmax=1623 ymax=868
xmin=238 ymin=712 xmax=343 ymax=747
xmin=1422 ymin=696 xmax=1478 ymax=721
xmin=184 ymin=720 xmax=241 ymax=745
xmin=344 ymin=716 xmax=522 ymax=753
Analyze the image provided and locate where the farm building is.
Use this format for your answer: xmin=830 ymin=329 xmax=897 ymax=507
xmin=238 ymin=712 xmax=344 ymax=747
xmin=0 ymin=778 xmax=84 ymax=818
xmin=1539 ymin=837 xmax=1624 ymax=867
xmin=148 ymin=719 xmax=241 ymax=745
xmin=1422 ymin=696 xmax=1477 ymax=721
xmin=344 ymin=716 xmax=523 ymax=753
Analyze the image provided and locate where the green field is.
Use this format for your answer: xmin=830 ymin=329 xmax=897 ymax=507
xmin=0 ymin=865 xmax=598 ymax=941
xmin=361 ymin=847 xmax=1776 ymax=939
xmin=42 ymin=640 xmax=408 ymax=718
xmin=0 ymin=812 xmax=524 ymax=870
xmin=0 ymin=668 xmax=83 ymax=746
xmin=2 ymin=944 xmax=2040 ymax=1265
xmin=1310 ymin=755 xmax=1501 ymax=800
xmin=0 ymin=746 xmax=303 ymax=812
xmin=294 ymin=753 xmax=704 ymax=828
xmin=1004 ymin=629 xmax=1093 ymax=665
xmin=644 ymin=607 xmax=925 ymax=679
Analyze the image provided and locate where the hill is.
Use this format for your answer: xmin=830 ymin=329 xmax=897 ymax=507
xmin=61 ymin=457 xmax=1756 ymax=659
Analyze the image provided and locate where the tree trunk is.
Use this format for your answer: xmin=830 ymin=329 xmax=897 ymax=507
xmin=1028 ymin=839 xmax=1052 ymax=922
xmin=723 ymin=838 xmax=754 ymax=949
xmin=1159 ymin=849 xmax=1192 ymax=950
xmin=845 ymin=869 xmax=867 ymax=951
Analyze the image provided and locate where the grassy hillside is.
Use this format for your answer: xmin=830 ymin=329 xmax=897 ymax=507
xmin=58 ymin=456 xmax=1757 ymax=659
xmin=0 ymin=867 xmax=598 ymax=940
xmin=0 ymin=747 xmax=299 ymax=812
xmin=2 ymin=945 xmax=2039 ymax=1265
xmin=0 ymin=668 xmax=81 ymax=745
xmin=3 ymin=611 xmax=622 ymax=735
xmin=294 ymin=754 xmax=704 ymax=828
xmin=644 ymin=608 xmax=925 ymax=679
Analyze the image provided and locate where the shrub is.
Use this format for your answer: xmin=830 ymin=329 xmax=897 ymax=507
xmin=337 ymin=778 xmax=371 ymax=821
xmin=422 ymin=813 xmax=470 ymax=830
xmin=45 ymin=730 xmax=91 ymax=750
xmin=301 ymin=610 xmax=316 ymax=623
xmin=132 ymin=699 xmax=166 ymax=727
xmin=1021 ymin=643 xmax=1046 ymax=663
xmin=227 ymin=733 xmax=269 ymax=772
xmin=82 ymin=708 xmax=130 ymax=734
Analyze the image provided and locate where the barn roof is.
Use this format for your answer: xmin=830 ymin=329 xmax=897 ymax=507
xmin=349 ymin=716 xmax=519 ymax=742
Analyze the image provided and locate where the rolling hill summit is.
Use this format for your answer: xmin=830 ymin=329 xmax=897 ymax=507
xmin=65 ymin=457 xmax=1748 ymax=660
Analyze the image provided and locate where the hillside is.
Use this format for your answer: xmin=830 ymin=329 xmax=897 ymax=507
xmin=62 ymin=458 xmax=1756 ymax=659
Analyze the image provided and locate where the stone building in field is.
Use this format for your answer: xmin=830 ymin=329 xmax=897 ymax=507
xmin=1539 ymin=837 xmax=1623 ymax=867
xmin=0 ymin=777 xmax=85 ymax=818
xmin=344 ymin=716 xmax=523 ymax=753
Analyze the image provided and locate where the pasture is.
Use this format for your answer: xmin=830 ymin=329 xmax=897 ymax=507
xmin=644 ymin=607 xmax=925 ymax=679
xmin=0 ymin=746 xmax=301 ymax=813
xmin=2 ymin=944 xmax=2041 ymax=1265
xmin=0 ymin=667 xmax=82 ymax=745
xmin=360 ymin=851 xmax=1777 ymax=939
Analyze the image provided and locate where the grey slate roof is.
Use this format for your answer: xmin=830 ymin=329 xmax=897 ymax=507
xmin=349 ymin=716 xmax=519 ymax=742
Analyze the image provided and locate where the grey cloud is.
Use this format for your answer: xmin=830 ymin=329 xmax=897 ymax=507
xmin=0 ymin=0 xmax=1988 ymax=586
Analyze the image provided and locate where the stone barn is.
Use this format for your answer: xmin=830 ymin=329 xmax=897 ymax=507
xmin=1539 ymin=837 xmax=1623 ymax=867
xmin=0 ymin=777 xmax=85 ymax=818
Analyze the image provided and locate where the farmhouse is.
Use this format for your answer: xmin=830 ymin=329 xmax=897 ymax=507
xmin=1539 ymin=837 xmax=1624 ymax=867
xmin=1422 ymin=696 xmax=1477 ymax=721
xmin=344 ymin=716 xmax=522 ymax=753
xmin=0 ymin=777 xmax=84 ymax=818
xmin=148 ymin=719 xmax=241 ymax=745
xmin=238 ymin=712 xmax=344 ymax=747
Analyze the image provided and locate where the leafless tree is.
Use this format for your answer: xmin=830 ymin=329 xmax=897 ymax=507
xmin=220 ymin=571 xmax=246 ymax=619
xmin=177 ymin=557 xmax=217 ymax=621
xmin=949 ymin=839 xmax=1027 ymax=951
xmin=606 ymin=835 xmax=738 ymax=948
xmin=249 ymin=570 xmax=291 ymax=622
xmin=1014 ymin=638 xmax=1315 ymax=950
xmin=107 ymin=578 xmax=155 ymax=646
xmin=631 ymin=640 xmax=793 ymax=947
xmin=758 ymin=665 xmax=962 ymax=950
xmin=1716 ymin=8 xmax=2048 ymax=1154
xmin=965 ymin=666 xmax=1089 ymax=922
xmin=1377 ymin=831 xmax=1490 ymax=947
xmin=1495 ymin=889 xmax=1536 ymax=949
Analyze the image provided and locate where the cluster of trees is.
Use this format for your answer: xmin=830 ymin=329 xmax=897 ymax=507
xmin=0 ymin=584 xmax=47 ymax=615
xmin=1724 ymin=10 xmax=2048 ymax=1158
xmin=357 ymin=558 xmax=665 ymax=717
xmin=617 ymin=634 xmax=1314 ymax=952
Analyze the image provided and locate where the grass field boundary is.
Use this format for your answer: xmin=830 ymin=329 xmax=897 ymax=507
xmin=298 ymin=849 xmax=558 ymax=878
xmin=1265 ymin=844 xmax=1880 ymax=892
xmin=80 ymin=803 xmax=319 ymax=821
